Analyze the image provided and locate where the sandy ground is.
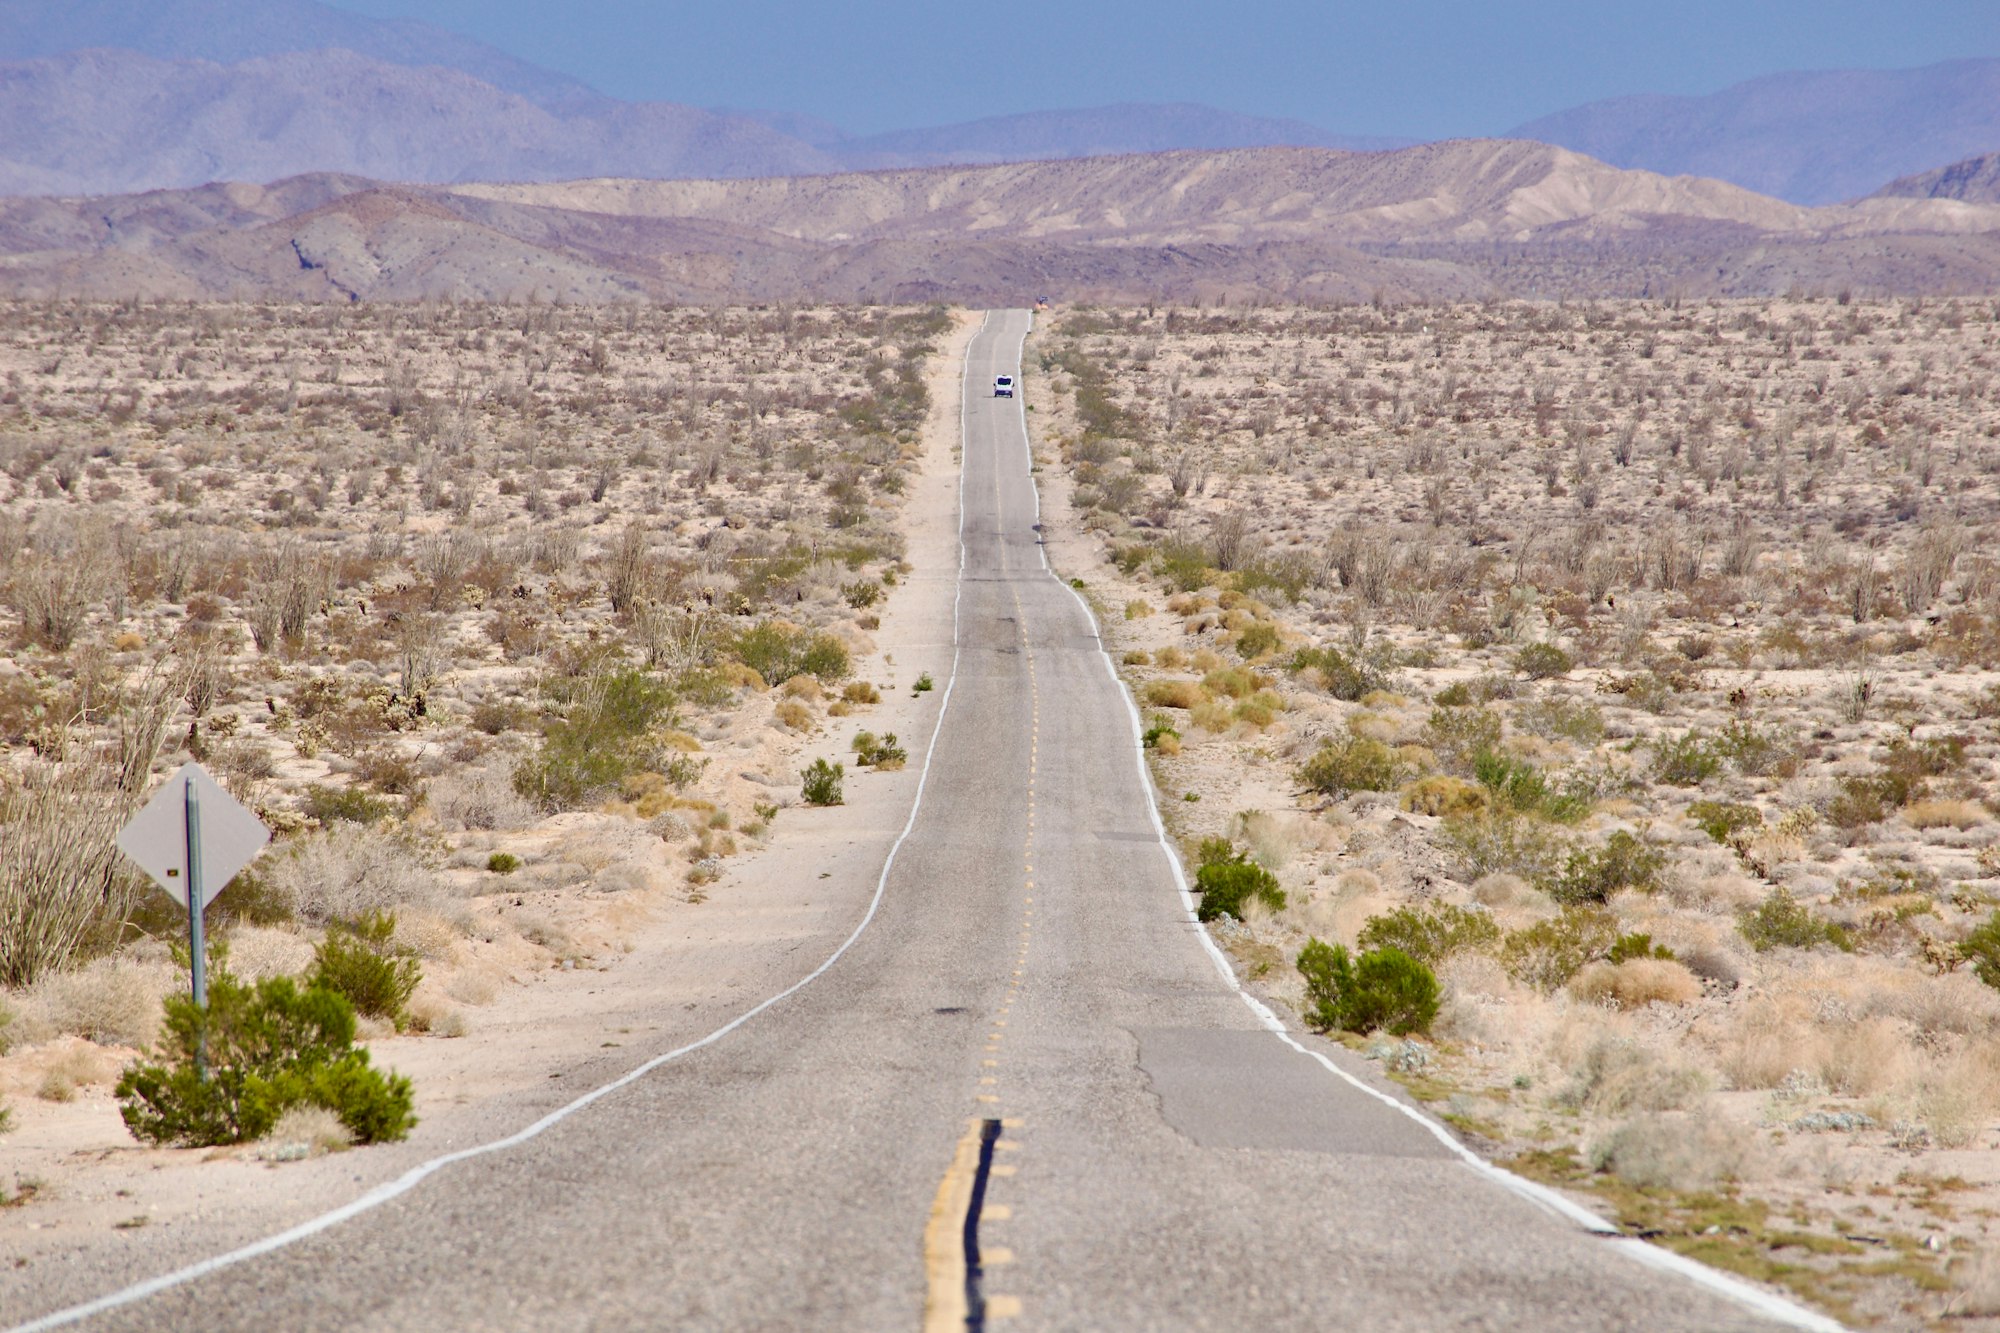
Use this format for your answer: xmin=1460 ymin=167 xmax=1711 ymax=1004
xmin=0 ymin=311 xmax=981 ymax=1308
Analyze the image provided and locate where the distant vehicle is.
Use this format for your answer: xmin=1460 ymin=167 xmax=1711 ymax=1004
xmin=993 ymin=375 xmax=1015 ymax=398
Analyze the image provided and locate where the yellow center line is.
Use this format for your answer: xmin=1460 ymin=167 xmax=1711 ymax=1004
xmin=921 ymin=1120 xmax=985 ymax=1332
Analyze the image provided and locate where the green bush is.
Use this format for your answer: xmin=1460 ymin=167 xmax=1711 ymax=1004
xmin=1297 ymin=940 xmax=1440 ymax=1036
xmin=1652 ymin=732 xmax=1721 ymax=787
xmin=732 ymin=622 xmax=852 ymax=687
xmin=1713 ymin=721 xmax=1791 ymax=777
xmin=486 ymin=852 xmax=521 ymax=874
xmin=801 ymin=758 xmax=844 ymax=807
xmin=513 ymin=666 xmax=679 ymax=811
xmin=1142 ymin=717 xmax=1181 ymax=749
xmin=850 ymin=731 xmax=907 ymax=768
xmin=1193 ymin=859 xmax=1285 ymax=921
xmin=1738 ymin=889 xmax=1853 ymax=953
xmin=1471 ymin=749 xmax=1589 ymax=822
xmin=913 ymin=672 xmax=935 ymax=693
xmin=1288 ymin=646 xmax=1385 ymax=702
xmin=115 ymin=967 xmax=415 ymax=1147
xmin=1688 ymin=800 xmax=1762 ymax=846
xmin=1960 ymin=911 xmax=2000 ymax=990
xmin=1500 ymin=907 xmax=1619 ymax=991
xmin=1235 ymin=622 xmax=1282 ymax=660
xmin=302 ymin=784 xmax=393 ymax=826
xmin=310 ymin=912 xmax=421 ymax=1029
xmin=1607 ymin=932 xmax=1676 ymax=964
xmin=1356 ymin=903 xmax=1500 ymax=965
xmin=1545 ymin=831 xmax=1666 ymax=905
xmin=1297 ymin=736 xmax=1403 ymax=798
xmin=1515 ymin=642 xmax=1574 ymax=680
xmin=1155 ymin=540 xmax=1212 ymax=593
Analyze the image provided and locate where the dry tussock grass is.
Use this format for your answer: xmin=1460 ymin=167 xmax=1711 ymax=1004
xmin=1569 ymin=958 xmax=1701 ymax=1007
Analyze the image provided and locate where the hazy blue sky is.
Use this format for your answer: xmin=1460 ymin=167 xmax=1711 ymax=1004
xmin=337 ymin=0 xmax=2000 ymax=136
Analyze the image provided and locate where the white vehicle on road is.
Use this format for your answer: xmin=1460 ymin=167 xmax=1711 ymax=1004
xmin=992 ymin=374 xmax=1014 ymax=398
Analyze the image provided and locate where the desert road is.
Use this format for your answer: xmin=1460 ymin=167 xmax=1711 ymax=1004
xmin=19 ymin=311 xmax=1825 ymax=1331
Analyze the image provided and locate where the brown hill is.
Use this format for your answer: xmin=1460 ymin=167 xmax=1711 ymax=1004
xmin=1873 ymin=151 xmax=2000 ymax=205
xmin=2 ymin=142 xmax=1997 ymax=304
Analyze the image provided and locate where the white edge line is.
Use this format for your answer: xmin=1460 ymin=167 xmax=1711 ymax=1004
xmin=1007 ymin=313 xmax=1846 ymax=1333
xmin=11 ymin=310 xmax=998 ymax=1333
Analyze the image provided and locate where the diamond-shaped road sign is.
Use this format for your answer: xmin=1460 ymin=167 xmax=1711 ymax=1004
xmin=117 ymin=762 xmax=269 ymax=912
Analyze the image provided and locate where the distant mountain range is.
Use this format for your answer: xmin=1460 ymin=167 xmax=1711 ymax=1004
xmin=16 ymin=0 xmax=1997 ymax=207
xmin=1874 ymin=151 xmax=2000 ymax=205
xmin=1511 ymin=59 xmax=2000 ymax=205
xmin=4 ymin=141 xmax=1995 ymax=305
xmin=0 ymin=0 xmax=1406 ymax=196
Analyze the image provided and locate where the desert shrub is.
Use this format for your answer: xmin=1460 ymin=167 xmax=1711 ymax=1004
xmin=1652 ymin=732 xmax=1721 ymax=787
xmin=801 ymin=758 xmax=844 ymax=807
xmin=1514 ymin=642 xmax=1574 ymax=680
xmin=1193 ymin=859 xmax=1285 ymax=922
xmin=1297 ymin=940 xmax=1439 ymax=1036
xmin=310 ymin=911 xmax=421 ymax=1029
xmin=0 ymin=761 xmax=136 ymax=986
xmin=115 ymin=966 xmax=414 ymax=1147
xmin=1155 ymin=540 xmax=1212 ymax=593
xmin=1201 ymin=666 xmax=1266 ymax=700
xmin=913 ymin=672 xmax=935 ymax=693
xmin=1142 ymin=679 xmax=1207 ymax=710
xmin=1401 ymin=775 xmax=1488 ymax=817
xmin=1440 ymin=813 xmax=1567 ymax=886
xmin=1827 ymin=776 xmax=1892 ymax=830
xmin=1288 ymin=645 xmax=1384 ymax=701
xmin=842 ymin=681 xmax=882 ymax=705
xmin=302 ymin=784 xmax=392 ymax=827
xmin=731 ymin=622 xmax=851 ymax=686
xmin=262 ymin=824 xmax=442 ymax=926
xmin=1688 ymin=800 xmax=1761 ymax=846
xmin=1513 ymin=697 xmax=1606 ymax=745
xmin=850 ymin=731 xmax=907 ymax=769
xmin=1569 ymin=959 xmax=1701 ymax=1008
xmin=486 ymin=852 xmax=520 ymax=874
xmin=1234 ymin=623 xmax=1282 ymax=661
xmin=1471 ymin=749 xmax=1588 ymax=822
xmin=1957 ymin=912 xmax=2000 ymax=990
xmin=1737 ymin=888 xmax=1853 ymax=953
xmin=1297 ymin=736 xmax=1403 ymax=798
xmin=1712 ymin=721 xmax=1792 ymax=778
xmin=841 ymin=579 xmax=881 ymax=609
xmin=427 ymin=761 xmax=538 ymax=832
xmin=514 ymin=666 xmax=678 ymax=811
xmin=1501 ymin=906 xmax=1619 ymax=991
xmin=1142 ymin=716 xmax=1181 ymax=750
xmin=1356 ymin=903 xmax=1500 ymax=965
xmin=676 ymin=667 xmax=737 ymax=709
xmin=470 ymin=699 xmax=532 ymax=736
xmin=1546 ymin=831 xmax=1666 ymax=905
xmin=1423 ymin=705 xmax=1503 ymax=772
xmin=1559 ymin=1039 xmax=1710 ymax=1117
xmin=1607 ymin=932 xmax=1676 ymax=964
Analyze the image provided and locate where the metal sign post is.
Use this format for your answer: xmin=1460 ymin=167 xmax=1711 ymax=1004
xmin=184 ymin=774 xmax=207 ymax=1014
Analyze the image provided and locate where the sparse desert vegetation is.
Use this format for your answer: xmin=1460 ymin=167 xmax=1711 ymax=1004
xmin=1033 ymin=295 xmax=2000 ymax=1326
xmin=0 ymin=300 xmax=949 ymax=1160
